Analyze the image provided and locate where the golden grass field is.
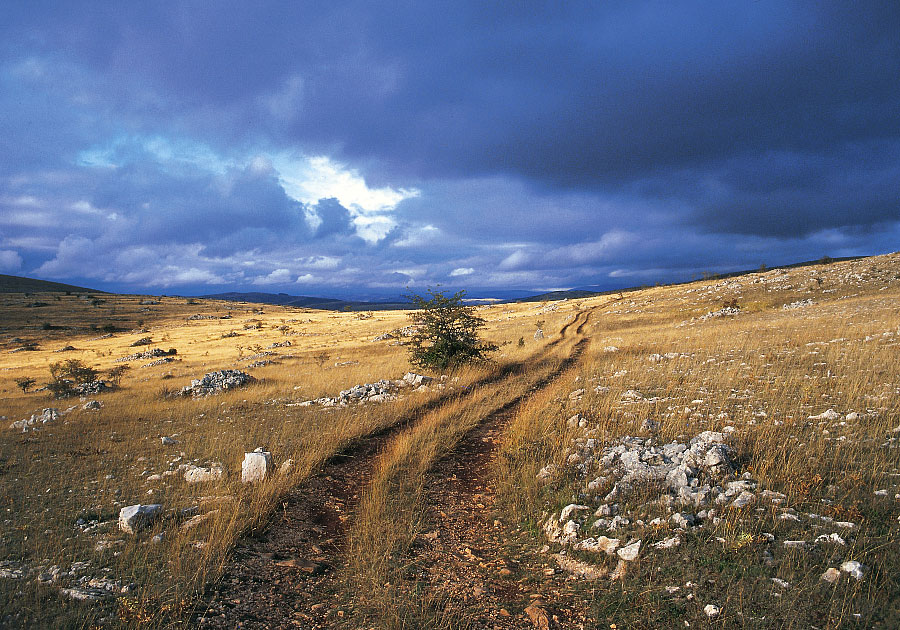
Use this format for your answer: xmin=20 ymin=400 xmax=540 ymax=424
xmin=1 ymin=253 xmax=899 ymax=629
xmin=0 ymin=289 xmax=576 ymax=628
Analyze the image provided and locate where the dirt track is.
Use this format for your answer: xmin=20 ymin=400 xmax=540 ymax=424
xmin=193 ymin=308 xmax=596 ymax=629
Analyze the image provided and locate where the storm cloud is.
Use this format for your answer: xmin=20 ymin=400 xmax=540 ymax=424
xmin=1 ymin=1 xmax=898 ymax=295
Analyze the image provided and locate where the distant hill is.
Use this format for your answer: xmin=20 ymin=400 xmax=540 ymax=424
xmin=199 ymin=291 xmax=411 ymax=311
xmin=0 ymin=274 xmax=102 ymax=294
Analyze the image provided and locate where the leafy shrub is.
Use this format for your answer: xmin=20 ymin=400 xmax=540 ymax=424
xmin=406 ymin=289 xmax=498 ymax=370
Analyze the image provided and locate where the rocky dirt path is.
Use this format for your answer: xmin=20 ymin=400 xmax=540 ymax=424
xmin=408 ymin=311 xmax=596 ymax=629
xmin=192 ymin=308 xmax=595 ymax=629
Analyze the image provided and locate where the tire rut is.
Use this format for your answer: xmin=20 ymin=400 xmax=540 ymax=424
xmin=192 ymin=308 xmax=595 ymax=629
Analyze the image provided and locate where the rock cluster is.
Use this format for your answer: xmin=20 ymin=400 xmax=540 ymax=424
xmin=9 ymin=407 xmax=60 ymax=432
xmin=178 ymin=370 xmax=254 ymax=397
xmin=115 ymin=348 xmax=176 ymax=363
xmin=782 ymin=299 xmax=816 ymax=310
xmin=697 ymin=306 xmax=741 ymax=321
xmin=296 ymin=372 xmax=436 ymax=407
xmin=541 ymin=429 xmax=767 ymax=566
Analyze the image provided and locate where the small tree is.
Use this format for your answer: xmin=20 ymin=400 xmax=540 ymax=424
xmin=107 ymin=365 xmax=130 ymax=387
xmin=49 ymin=359 xmax=98 ymax=384
xmin=16 ymin=377 xmax=36 ymax=393
xmin=406 ymin=289 xmax=497 ymax=370
xmin=47 ymin=359 xmax=99 ymax=398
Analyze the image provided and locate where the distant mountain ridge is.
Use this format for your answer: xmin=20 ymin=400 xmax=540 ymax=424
xmin=0 ymin=274 xmax=103 ymax=294
xmin=198 ymin=291 xmax=411 ymax=311
xmin=0 ymin=254 xmax=871 ymax=308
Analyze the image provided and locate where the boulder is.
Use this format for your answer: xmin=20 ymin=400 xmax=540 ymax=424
xmin=119 ymin=504 xmax=163 ymax=534
xmin=241 ymin=449 xmax=273 ymax=483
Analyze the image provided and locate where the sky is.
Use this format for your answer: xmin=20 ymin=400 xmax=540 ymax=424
xmin=1 ymin=2 xmax=899 ymax=299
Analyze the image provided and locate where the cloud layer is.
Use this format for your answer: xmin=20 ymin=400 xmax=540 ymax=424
xmin=1 ymin=2 xmax=898 ymax=296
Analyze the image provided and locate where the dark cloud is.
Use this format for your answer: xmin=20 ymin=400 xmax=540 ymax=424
xmin=1 ymin=1 xmax=898 ymax=293
xmin=313 ymin=198 xmax=355 ymax=238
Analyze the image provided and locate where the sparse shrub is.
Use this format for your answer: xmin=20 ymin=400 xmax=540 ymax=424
xmin=15 ymin=376 xmax=36 ymax=393
xmin=723 ymin=298 xmax=740 ymax=310
xmin=49 ymin=359 xmax=98 ymax=385
xmin=518 ymin=337 xmax=525 ymax=347
xmin=406 ymin=289 xmax=498 ymax=370
xmin=107 ymin=365 xmax=131 ymax=387
xmin=312 ymin=351 xmax=330 ymax=368
xmin=222 ymin=331 xmax=240 ymax=338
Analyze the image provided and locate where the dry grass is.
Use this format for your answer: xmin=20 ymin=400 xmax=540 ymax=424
xmin=0 ymin=292 xmax=578 ymax=627
xmin=3 ymin=254 xmax=898 ymax=628
xmin=495 ymin=254 xmax=900 ymax=628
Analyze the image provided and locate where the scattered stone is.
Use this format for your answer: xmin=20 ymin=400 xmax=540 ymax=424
xmin=116 ymin=348 xmax=177 ymax=363
xmin=129 ymin=337 xmax=153 ymax=347
xmin=524 ymin=603 xmax=550 ymax=630
xmin=60 ymin=587 xmax=111 ymax=602
xmin=821 ymin=567 xmax=841 ymax=583
xmin=559 ymin=504 xmax=591 ymax=522
xmin=10 ymin=407 xmax=61 ymax=432
xmin=771 ymin=578 xmax=791 ymax=589
xmin=573 ymin=536 xmax=619 ymax=554
xmin=0 ymin=562 xmax=26 ymax=579
xmin=184 ymin=465 xmax=224 ymax=483
xmin=161 ymin=436 xmax=178 ymax=445
xmin=704 ymin=604 xmax=721 ymax=619
xmin=652 ymin=536 xmax=681 ymax=549
xmin=840 ymin=560 xmax=866 ymax=580
xmin=815 ymin=533 xmax=846 ymax=546
xmin=617 ymin=540 xmax=641 ymax=561
xmin=552 ymin=554 xmax=607 ymax=580
xmin=179 ymin=370 xmax=254 ymax=397
xmin=82 ymin=400 xmax=102 ymax=411
xmin=403 ymin=372 xmax=433 ymax=387
xmin=278 ymin=459 xmax=295 ymax=475
xmin=181 ymin=510 xmax=218 ymax=531
xmin=118 ymin=504 xmax=163 ymax=534
xmin=241 ymin=449 xmax=273 ymax=483
xmin=809 ymin=409 xmax=841 ymax=421
xmin=730 ymin=491 xmax=756 ymax=509
xmin=534 ymin=329 xmax=544 ymax=340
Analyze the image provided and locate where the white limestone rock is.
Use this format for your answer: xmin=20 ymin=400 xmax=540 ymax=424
xmin=118 ymin=504 xmax=163 ymax=534
xmin=616 ymin=539 xmax=641 ymax=561
xmin=241 ymin=448 xmax=273 ymax=483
